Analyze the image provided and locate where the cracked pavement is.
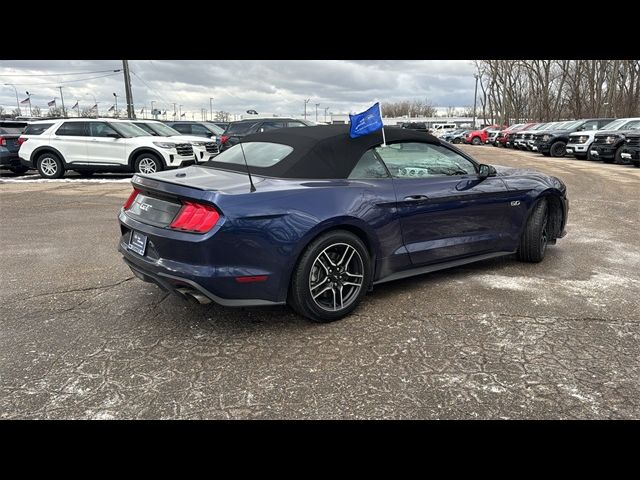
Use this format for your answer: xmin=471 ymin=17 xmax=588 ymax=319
xmin=1 ymin=147 xmax=639 ymax=419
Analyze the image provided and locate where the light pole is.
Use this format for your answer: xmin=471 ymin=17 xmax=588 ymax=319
xmin=113 ymin=93 xmax=118 ymax=117
xmin=179 ymin=104 xmax=183 ymax=119
xmin=324 ymin=107 xmax=329 ymax=123
xmin=210 ymin=97 xmax=213 ymax=122
xmin=25 ymin=91 xmax=32 ymax=116
xmin=304 ymin=98 xmax=310 ymax=120
xmin=173 ymin=103 xmax=177 ymax=119
xmin=58 ymin=86 xmax=66 ymax=117
xmin=4 ymin=84 xmax=21 ymax=116
xmin=315 ymin=103 xmax=320 ymax=122
xmin=472 ymin=74 xmax=479 ymax=128
xmin=151 ymin=101 xmax=155 ymax=119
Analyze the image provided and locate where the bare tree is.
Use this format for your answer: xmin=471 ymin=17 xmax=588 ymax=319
xmin=81 ymin=107 xmax=96 ymax=117
xmin=11 ymin=108 xmax=20 ymax=118
xmin=0 ymin=106 xmax=5 ymax=117
xmin=31 ymin=106 xmax=42 ymax=117
xmin=215 ymin=111 xmax=230 ymax=122
xmin=47 ymin=107 xmax=63 ymax=117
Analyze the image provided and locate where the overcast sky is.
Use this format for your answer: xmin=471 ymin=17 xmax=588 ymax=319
xmin=0 ymin=60 xmax=476 ymax=117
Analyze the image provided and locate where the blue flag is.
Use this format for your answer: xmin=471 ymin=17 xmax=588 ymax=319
xmin=349 ymin=102 xmax=383 ymax=139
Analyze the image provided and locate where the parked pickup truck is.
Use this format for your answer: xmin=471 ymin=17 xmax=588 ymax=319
xmin=533 ymin=118 xmax=614 ymax=157
xmin=494 ymin=123 xmax=535 ymax=148
xmin=566 ymin=118 xmax=640 ymax=160
xmin=590 ymin=119 xmax=640 ymax=163
xmin=620 ymin=133 xmax=640 ymax=167
xmin=464 ymin=124 xmax=504 ymax=145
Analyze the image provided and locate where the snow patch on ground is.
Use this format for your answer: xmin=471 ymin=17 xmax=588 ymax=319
xmin=0 ymin=177 xmax=131 ymax=184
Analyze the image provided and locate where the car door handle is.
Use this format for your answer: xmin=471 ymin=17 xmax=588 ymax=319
xmin=403 ymin=195 xmax=429 ymax=201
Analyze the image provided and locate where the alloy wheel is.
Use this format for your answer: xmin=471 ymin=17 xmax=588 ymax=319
xmin=308 ymin=242 xmax=364 ymax=312
xmin=40 ymin=157 xmax=58 ymax=176
xmin=138 ymin=157 xmax=157 ymax=174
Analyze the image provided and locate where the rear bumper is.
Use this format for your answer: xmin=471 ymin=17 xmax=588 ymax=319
xmin=118 ymin=211 xmax=285 ymax=307
xmin=0 ymin=151 xmax=21 ymax=167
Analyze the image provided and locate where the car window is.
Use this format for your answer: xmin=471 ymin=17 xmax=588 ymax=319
xmin=191 ymin=124 xmax=212 ymax=136
xmin=348 ymin=149 xmax=390 ymax=179
xmin=375 ymin=142 xmax=477 ymax=178
xmin=172 ymin=124 xmax=192 ymax=134
xmin=287 ymin=121 xmax=306 ymax=128
xmin=258 ymin=121 xmax=286 ymax=132
xmin=226 ymin=122 xmax=258 ymax=135
xmin=0 ymin=127 xmax=23 ymax=134
xmin=579 ymin=120 xmax=599 ymax=131
xmin=90 ymin=122 xmax=119 ymax=137
xmin=24 ymin=123 xmax=53 ymax=135
xmin=206 ymin=142 xmax=293 ymax=168
xmin=56 ymin=122 xmax=88 ymax=136
xmin=134 ymin=123 xmax=158 ymax=135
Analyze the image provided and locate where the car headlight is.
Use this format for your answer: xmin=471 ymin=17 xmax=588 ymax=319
xmin=153 ymin=142 xmax=176 ymax=149
xmin=542 ymin=135 xmax=551 ymax=142
xmin=605 ymin=135 xmax=619 ymax=144
xmin=572 ymin=135 xmax=588 ymax=144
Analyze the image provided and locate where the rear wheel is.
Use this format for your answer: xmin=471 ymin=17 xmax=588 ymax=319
xmin=288 ymin=230 xmax=371 ymax=323
xmin=517 ymin=199 xmax=549 ymax=263
xmin=9 ymin=165 xmax=28 ymax=175
xmin=550 ymin=141 xmax=566 ymax=157
xmin=471 ymin=137 xmax=481 ymax=145
xmin=37 ymin=152 xmax=65 ymax=179
xmin=541 ymin=152 xmax=551 ymax=157
xmin=452 ymin=138 xmax=461 ymax=144
xmin=134 ymin=153 xmax=163 ymax=174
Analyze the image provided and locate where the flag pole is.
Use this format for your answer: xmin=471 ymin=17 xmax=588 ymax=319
xmin=379 ymin=101 xmax=387 ymax=148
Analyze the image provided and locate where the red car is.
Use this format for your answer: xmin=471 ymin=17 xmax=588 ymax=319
xmin=494 ymin=122 xmax=537 ymax=148
xmin=465 ymin=125 xmax=505 ymax=145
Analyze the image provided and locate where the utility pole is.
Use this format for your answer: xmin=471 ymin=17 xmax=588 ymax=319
xmin=122 ymin=60 xmax=135 ymax=119
xmin=179 ymin=105 xmax=183 ymax=119
xmin=113 ymin=93 xmax=118 ymax=117
xmin=25 ymin=91 xmax=32 ymax=116
xmin=173 ymin=103 xmax=177 ymax=119
xmin=324 ymin=107 xmax=329 ymax=123
xmin=304 ymin=98 xmax=310 ymax=120
xmin=315 ymin=103 xmax=320 ymax=122
xmin=472 ymin=74 xmax=479 ymax=129
xmin=151 ymin=101 xmax=155 ymax=119
xmin=58 ymin=87 xmax=66 ymax=117
xmin=210 ymin=98 xmax=213 ymax=122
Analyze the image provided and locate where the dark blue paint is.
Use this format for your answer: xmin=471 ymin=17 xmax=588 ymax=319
xmin=118 ymin=158 xmax=568 ymax=306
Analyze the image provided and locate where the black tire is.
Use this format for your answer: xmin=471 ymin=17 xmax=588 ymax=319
xmin=288 ymin=230 xmax=371 ymax=323
xmin=517 ymin=200 xmax=549 ymax=263
xmin=550 ymin=141 xmax=566 ymax=157
xmin=614 ymin=146 xmax=624 ymax=164
xmin=452 ymin=138 xmax=461 ymax=144
xmin=36 ymin=152 xmax=65 ymax=179
xmin=9 ymin=165 xmax=28 ymax=175
xmin=471 ymin=137 xmax=481 ymax=145
xmin=541 ymin=152 xmax=551 ymax=157
xmin=574 ymin=154 xmax=587 ymax=160
xmin=632 ymin=160 xmax=640 ymax=168
xmin=134 ymin=152 xmax=164 ymax=174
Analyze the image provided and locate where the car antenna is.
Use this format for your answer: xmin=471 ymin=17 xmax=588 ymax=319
xmin=239 ymin=141 xmax=256 ymax=192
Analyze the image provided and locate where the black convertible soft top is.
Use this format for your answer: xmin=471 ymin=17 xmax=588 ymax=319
xmin=204 ymin=124 xmax=441 ymax=179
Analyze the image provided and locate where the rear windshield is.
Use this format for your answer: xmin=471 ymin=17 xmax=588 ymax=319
xmin=204 ymin=142 xmax=293 ymax=168
xmin=0 ymin=127 xmax=23 ymax=134
xmin=225 ymin=122 xmax=258 ymax=135
xmin=24 ymin=123 xmax=53 ymax=135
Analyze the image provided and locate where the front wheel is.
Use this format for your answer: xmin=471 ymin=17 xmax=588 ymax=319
xmin=134 ymin=153 xmax=164 ymax=174
xmin=517 ymin=200 xmax=549 ymax=263
xmin=288 ymin=230 xmax=371 ymax=323
xmin=550 ymin=141 xmax=566 ymax=157
xmin=471 ymin=137 xmax=481 ymax=145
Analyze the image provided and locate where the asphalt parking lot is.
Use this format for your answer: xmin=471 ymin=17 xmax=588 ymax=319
xmin=1 ymin=147 xmax=639 ymax=419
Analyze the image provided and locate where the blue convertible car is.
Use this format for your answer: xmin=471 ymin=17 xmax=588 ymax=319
xmin=118 ymin=125 xmax=568 ymax=322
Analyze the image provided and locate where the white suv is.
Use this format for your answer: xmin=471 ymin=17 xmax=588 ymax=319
xmin=18 ymin=118 xmax=197 ymax=178
xmin=129 ymin=120 xmax=219 ymax=163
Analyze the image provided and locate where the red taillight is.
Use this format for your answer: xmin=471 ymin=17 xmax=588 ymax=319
xmin=169 ymin=201 xmax=220 ymax=233
xmin=123 ymin=189 xmax=139 ymax=210
xmin=0 ymin=137 xmax=5 ymax=146
xmin=17 ymin=137 xmax=27 ymax=146
xmin=220 ymin=135 xmax=229 ymax=144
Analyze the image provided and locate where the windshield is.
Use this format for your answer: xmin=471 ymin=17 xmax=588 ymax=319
xmin=601 ymin=118 xmax=640 ymax=131
xmin=226 ymin=122 xmax=258 ymax=135
xmin=110 ymin=122 xmax=149 ymax=137
xmin=145 ymin=122 xmax=181 ymax=137
xmin=204 ymin=142 xmax=293 ymax=168
xmin=531 ymin=123 xmax=548 ymax=130
xmin=204 ymin=123 xmax=224 ymax=135
xmin=558 ymin=120 xmax=582 ymax=130
xmin=620 ymin=119 xmax=640 ymax=130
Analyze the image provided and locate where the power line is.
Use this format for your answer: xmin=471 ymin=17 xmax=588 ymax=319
xmin=0 ymin=68 xmax=121 ymax=77
xmin=0 ymin=72 xmax=122 ymax=87
xmin=130 ymin=70 xmax=178 ymax=113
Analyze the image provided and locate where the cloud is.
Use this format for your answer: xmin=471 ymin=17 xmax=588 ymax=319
xmin=0 ymin=60 xmax=476 ymax=116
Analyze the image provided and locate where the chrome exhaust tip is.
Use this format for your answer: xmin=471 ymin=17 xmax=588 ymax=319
xmin=176 ymin=287 xmax=212 ymax=305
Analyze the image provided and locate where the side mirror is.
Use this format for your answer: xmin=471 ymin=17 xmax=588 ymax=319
xmin=107 ymin=132 xmax=121 ymax=138
xmin=478 ymin=164 xmax=496 ymax=178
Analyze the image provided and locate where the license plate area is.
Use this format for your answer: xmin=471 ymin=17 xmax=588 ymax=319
xmin=128 ymin=230 xmax=148 ymax=256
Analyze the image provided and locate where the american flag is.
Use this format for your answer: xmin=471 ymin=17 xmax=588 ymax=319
xmin=48 ymin=99 xmax=56 ymax=107
xmin=91 ymin=104 xmax=98 ymax=110
xmin=71 ymin=101 xmax=79 ymax=110
xmin=20 ymin=97 xmax=30 ymax=104
xmin=108 ymin=105 xmax=115 ymax=112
